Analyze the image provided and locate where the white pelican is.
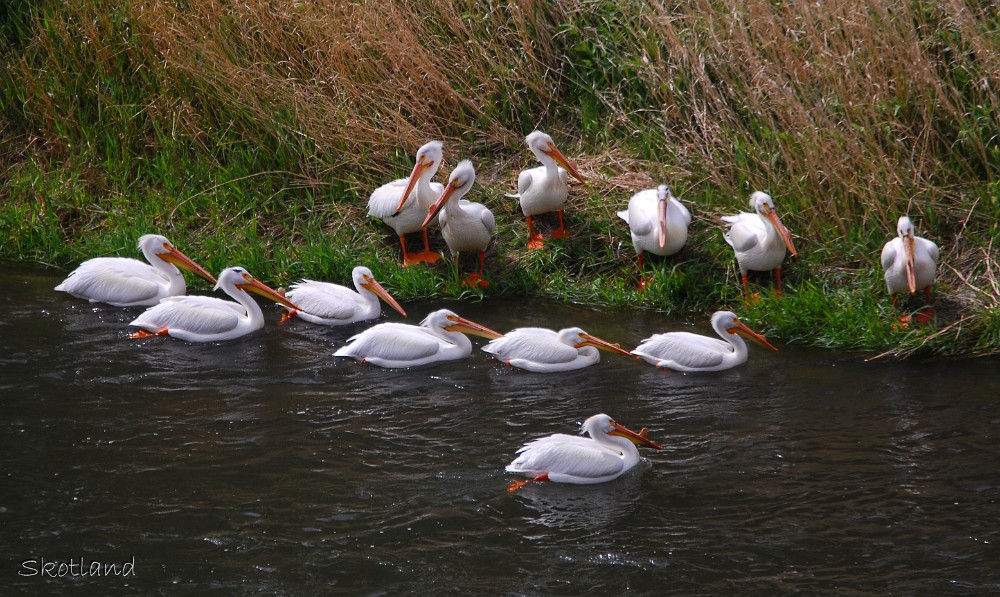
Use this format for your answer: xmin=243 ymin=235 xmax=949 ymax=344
xmin=631 ymin=310 xmax=778 ymax=372
xmin=54 ymin=234 xmax=216 ymax=307
xmin=617 ymin=184 xmax=691 ymax=288
xmin=506 ymin=413 xmax=662 ymax=492
xmin=367 ymin=141 xmax=444 ymax=265
xmin=421 ymin=160 xmax=495 ymax=287
xmin=333 ymin=308 xmax=501 ymax=369
xmin=482 ymin=326 xmax=634 ymax=373
xmin=881 ymin=215 xmax=939 ymax=307
xmin=507 ymin=130 xmax=587 ymax=248
xmin=279 ymin=266 xmax=407 ymax=326
xmin=722 ymin=191 xmax=798 ymax=296
xmin=128 ymin=266 xmax=298 ymax=342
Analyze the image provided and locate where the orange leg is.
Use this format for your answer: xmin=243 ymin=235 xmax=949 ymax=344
xmin=774 ymin=267 xmax=784 ymax=297
xmin=635 ymin=253 xmax=651 ymax=291
xmin=399 ymin=234 xmax=420 ymax=267
xmin=412 ymin=228 xmax=441 ymax=264
xmin=507 ymin=473 xmax=549 ymax=493
xmin=551 ymin=210 xmax=570 ymax=239
xmin=525 ymin=216 xmax=544 ymax=249
xmin=462 ymin=251 xmax=489 ymax=288
xmin=129 ymin=328 xmax=169 ymax=339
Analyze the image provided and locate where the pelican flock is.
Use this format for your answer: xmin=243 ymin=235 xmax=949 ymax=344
xmin=280 ymin=265 xmax=407 ymax=326
xmin=55 ymin=234 xmax=216 ymax=307
xmin=722 ymin=191 xmax=798 ymax=297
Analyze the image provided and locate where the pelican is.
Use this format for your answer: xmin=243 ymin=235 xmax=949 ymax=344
xmin=128 ymin=266 xmax=298 ymax=342
xmin=632 ymin=310 xmax=778 ymax=372
xmin=722 ymin=191 xmax=798 ymax=296
xmin=507 ymin=130 xmax=587 ymax=248
xmin=482 ymin=326 xmax=634 ymax=373
xmin=506 ymin=413 xmax=662 ymax=492
xmin=333 ymin=308 xmax=502 ymax=368
xmin=367 ymin=141 xmax=444 ymax=265
xmin=617 ymin=184 xmax=691 ymax=288
xmin=54 ymin=234 xmax=216 ymax=307
xmin=881 ymin=216 xmax=939 ymax=307
xmin=421 ymin=160 xmax=495 ymax=287
xmin=279 ymin=266 xmax=407 ymax=326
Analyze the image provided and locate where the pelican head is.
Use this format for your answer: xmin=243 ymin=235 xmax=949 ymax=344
xmin=422 ymin=159 xmax=476 ymax=228
xmin=750 ymin=191 xmax=797 ymax=257
xmin=525 ymin=130 xmax=586 ymax=185
xmin=393 ymin=140 xmax=444 ymax=216
xmin=896 ymin=215 xmax=917 ymax=293
xmin=353 ymin=266 xmax=407 ymax=317
xmin=582 ymin=414 xmax=663 ymax=450
xmin=421 ymin=308 xmax=502 ymax=339
xmin=218 ymin=267 xmax=299 ymax=310
xmin=560 ymin=327 xmax=633 ymax=357
xmin=714 ymin=311 xmax=779 ymax=352
xmin=139 ymin=234 xmax=217 ymax=285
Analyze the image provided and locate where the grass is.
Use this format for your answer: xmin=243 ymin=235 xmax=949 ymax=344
xmin=1 ymin=0 xmax=998 ymax=356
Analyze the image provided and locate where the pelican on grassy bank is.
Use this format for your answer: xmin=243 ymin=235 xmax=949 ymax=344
xmin=367 ymin=140 xmax=445 ymax=265
xmin=422 ymin=159 xmax=495 ymax=287
xmin=631 ymin=310 xmax=778 ymax=372
xmin=507 ymin=130 xmax=587 ymax=248
xmin=881 ymin=215 xmax=939 ymax=307
xmin=129 ymin=266 xmax=298 ymax=342
xmin=55 ymin=234 xmax=216 ymax=307
xmin=280 ymin=265 xmax=407 ymax=326
xmin=482 ymin=326 xmax=634 ymax=373
xmin=618 ymin=184 xmax=691 ymax=288
xmin=722 ymin=191 xmax=798 ymax=296
xmin=506 ymin=414 xmax=662 ymax=492
xmin=333 ymin=308 xmax=501 ymax=368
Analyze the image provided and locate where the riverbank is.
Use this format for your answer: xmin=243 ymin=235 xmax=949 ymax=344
xmin=2 ymin=0 xmax=998 ymax=356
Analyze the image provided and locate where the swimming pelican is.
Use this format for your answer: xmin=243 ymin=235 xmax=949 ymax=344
xmin=631 ymin=310 xmax=778 ymax=372
xmin=617 ymin=184 xmax=691 ymax=288
xmin=279 ymin=265 xmax=407 ymax=326
xmin=722 ymin=191 xmax=798 ymax=296
xmin=482 ymin=326 xmax=634 ymax=373
xmin=881 ymin=216 xmax=939 ymax=307
xmin=367 ymin=141 xmax=444 ymax=265
xmin=333 ymin=308 xmax=501 ymax=368
xmin=506 ymin=413 xmax=662 ymax=492
xmin=55 ymin=234 xmax=216 ymax=307
xmin=421 ymin=160 xmax=495 ymax=287
xmin=128 ymin=266 xmax=298 ymax=342
xmin=507 ymin=130 xmax=587 ymax=248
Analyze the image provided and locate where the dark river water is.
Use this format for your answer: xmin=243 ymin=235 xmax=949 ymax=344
xmin=1 ymin=260 xmax=998 ymax=595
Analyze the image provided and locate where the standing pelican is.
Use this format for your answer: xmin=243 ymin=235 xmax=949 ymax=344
xmin=482 ymin=326 xmax=634 ymax=373
xmin=507 ymin=130 xmax=587 ymax=248
xmin=55 ymin=234 xmax=216 ymax=307
xmin=367 ymin=141 xmax=444 ymax=265
xmin=631 ymin=311 xmax=778 ymax=372
xmin=280 ymin=266 xmax=407 ymax=326
xmin=128 ymin=266 xmax=298 ymax=342
xmin=722 ymin=191 xmax=798 ymax=296
xmin=881 ymin=216 xmax=939 ymax=308
xmin=506 ymin=414 xmax=662 ymax=492
xmin=422 ymin=160 xmax=495 ymax=287
xmin=333 ymin=308 xmax=501 ymax=368
xmin=617 ymin=184 xmax=691 ymax=288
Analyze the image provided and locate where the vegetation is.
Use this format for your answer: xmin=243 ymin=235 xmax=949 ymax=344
xmin=1 ymin=0 xmax=998 ymax=356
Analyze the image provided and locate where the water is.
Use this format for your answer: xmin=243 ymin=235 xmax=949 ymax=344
xmin=1 ymin=260 xmax=998 ymax=595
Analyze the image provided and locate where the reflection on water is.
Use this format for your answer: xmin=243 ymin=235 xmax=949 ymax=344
xmin=1 ymin=260 xmax=999 ymax=595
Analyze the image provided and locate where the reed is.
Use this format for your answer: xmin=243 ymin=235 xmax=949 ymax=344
xmin=1 ymin=0 xmax=998 ymax=355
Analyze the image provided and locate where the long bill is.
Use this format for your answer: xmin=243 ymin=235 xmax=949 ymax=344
xmin=544 ymin=142 xmax=587 ymax=185
xmin=421 ymin=181 xmax=459 ymax=229
xmin=657 ymin=195 xmax=669 ymax=250
xmin=237 ymin=275 xmax=300 ymax=311
xmin=576 ymin=333 xmax=634 ymax=357
xmin=392 ymin=156 xmax=434 ymax=217
xmin=443 ymin=314 xmax=503 ymax=340
xmin=904 ymin=233 xmax=917 ymax=294
xmin=608 ymin=421 xmax=663 ymax=450
xmin=361 ymin=276 xmax=407 ymax=318
xmin=764 ymin=210 xmax=798 ymax=257
xmin=729 ymin=319 xmax=779 ymax=352
xmin=160 ymin=244 xmax=217 ymax=285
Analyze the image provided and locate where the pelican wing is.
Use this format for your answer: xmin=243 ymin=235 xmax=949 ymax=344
xmin=919 ymin=237 xmax=940 ymax=265
xmin=722 ymin=212 xmax=762 ymax=251
xmin=367 ymin=178 xmax=408 ymax=219
xmin=507 ymin=434 xmax=624 ymax=479
xmin=514 ymin=167 xmax=541 ymax=197
xmin=335 ymin=323 xmax=440 ymax=361
xmin=130 ymin=296 xmax=242 ymax=335
xmin=479 ymin=204 xmax=496 ymax=234
xmin=672 ymin=198 xmax=692 ymax=226
xmin=56 ymin=258 xmax=167 ymax=304
xmin=633 ymin=332 xmax=727 ymax=369
xmin=286 ymin=281 xmax=359 ymax=320
xmin=880 ymin=238 xmax=900 ymax=272
xmin=483 ymin=329 xmax=578 ymax=365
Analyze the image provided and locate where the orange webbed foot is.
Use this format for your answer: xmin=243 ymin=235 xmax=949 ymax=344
xmin=526 ymin=235 xmax=545 ymax=249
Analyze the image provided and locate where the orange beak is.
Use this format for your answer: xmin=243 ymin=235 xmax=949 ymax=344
xmin=543 ymin=142 xmax=587 ymax=185
xmin=728 ymin=318 xmax=779 ymax=352
xmin=763 ymin=208 xmax=798 ymax=257
xmin=903 ymin=232 xmax=917 ymax=294
xmin=575 ymin=333 xmax=634 ymax=357
xmin=443 ymin=314 xmax=503 ymax=340
xmin=422 ymin=178 xmax=461 ymax=229
xmin=159 ymin=243 xmax=217 ymax=285
xmin=360 ymin=275 xmax=407 ymax=318
xmin=392 ymin=155 xmax=435 ymax=217
xmin=609 ymin=421 xmax=663 ymax=450
xmin=237 ymin=274 xmax=300 ymax=311
xmin=657 ymin=196 xmax=669 ymax=250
